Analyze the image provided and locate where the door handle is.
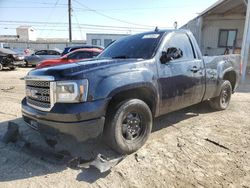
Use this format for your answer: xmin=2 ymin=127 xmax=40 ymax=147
xmin=190 ymin=66 xmax=200 ymax=73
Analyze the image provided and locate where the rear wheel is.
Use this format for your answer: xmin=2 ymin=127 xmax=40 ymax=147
xmin=104 ymin=99 xmax=153 ymax=154
xmin=0 ymin=63 xmax=3 ymax=71
xmin=8 ymin=58 xmax=16 ymax=70
xmin=209 ymin=80 xmax=232 ymax=110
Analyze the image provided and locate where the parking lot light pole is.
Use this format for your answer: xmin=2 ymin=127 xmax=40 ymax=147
xmin=68 ymin=0 xmax=72 ymax=42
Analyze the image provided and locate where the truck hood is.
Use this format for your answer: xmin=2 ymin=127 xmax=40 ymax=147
xmin=27 ymin=58 xmax=146 ymax=80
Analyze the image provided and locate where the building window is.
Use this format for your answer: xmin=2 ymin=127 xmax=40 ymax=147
xmin=218 ymin=29 xmax=237 ymax=48
xmin=104 ymin=39 xmax=113 ymax=47
xmin=92 ymin=39 xmax=101 ymax=46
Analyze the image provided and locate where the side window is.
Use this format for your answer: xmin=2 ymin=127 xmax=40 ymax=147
xmin=68 ymin=51 xmax=92 ymax=59
xmin=48 ymin=50 xmax=60 ymax=55
xmin=166 ymin=33 xmax=194 ymax=60
xmin=77 ymin=51 xmax=92 ymax=59
xmin=93 ymin=51 xmax=100 ymax=57
xmin=68 ymin=51 xmax=80 ymax=59
xmin=35 ymin=50 xmax=46 ymax=55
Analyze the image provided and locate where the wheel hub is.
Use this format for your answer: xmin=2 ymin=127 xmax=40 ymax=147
xmin=221 ymin=87 xmax=230 ymax=104
xmin=122 ymin=113 xmax=142 ymax=140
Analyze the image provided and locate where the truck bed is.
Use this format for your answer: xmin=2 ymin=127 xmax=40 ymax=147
xmin=203 ymin=54 xmax=241 ymax=72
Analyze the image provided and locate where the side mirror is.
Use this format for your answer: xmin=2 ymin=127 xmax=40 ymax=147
xmin=160 ymin=47 xmax=183 ymax=64
xmin=160 ymin=51 xmax=171 ymax=64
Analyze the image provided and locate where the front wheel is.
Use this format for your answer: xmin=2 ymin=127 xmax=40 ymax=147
xmin=25 ymin=61 xmax=29 ymax=67
xmin=104 ymin=99 xmax=153 ymax=154
xmin=10 ymin=66 xmax=16 ymax=70
xmin=209 ymin=80 xmax=232 ymax=110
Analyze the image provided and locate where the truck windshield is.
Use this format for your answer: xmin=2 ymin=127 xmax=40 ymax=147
xmin=98 ymin=32 xmax=164 ymax=60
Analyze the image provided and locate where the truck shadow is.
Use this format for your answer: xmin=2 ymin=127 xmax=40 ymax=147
xmin=0 ymin=102 xmax=214 ymax=183
xmin=0 ymin=117 xmax=118 ymax=183
xmin=153 ymin=101 xmax=213 ymax=132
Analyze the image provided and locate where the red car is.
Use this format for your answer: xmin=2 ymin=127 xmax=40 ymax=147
xmin=36 ymin=48 xmax=103 ymax=69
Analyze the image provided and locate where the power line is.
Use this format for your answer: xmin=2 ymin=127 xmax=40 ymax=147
xmin=0 ymin=24 xmax=153 ymax=32
xmin=0 ymin=6 xmax=66 ymax=9
xmin=39 ymin=0 xmax=61 ymax=37
xmin=0 ymin=21 xmax=159 ymax=30
xmin=72 ymin=9 xmax=83 ymax=39
xmin=0 ymin=27 xmax=135 ymax=33
xmin=0 ymin=4 xmax=208 ymax=11
xmin=73 ymin=0 xmax=154 ymax=28
xmin=72 ymin=5 xmax=206 ymax=12
xmin=5 ymin=0 xmax=67 ymax=5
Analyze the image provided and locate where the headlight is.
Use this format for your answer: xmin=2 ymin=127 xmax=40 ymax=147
xmin=55 ymin=80 xmax=88 ymax=103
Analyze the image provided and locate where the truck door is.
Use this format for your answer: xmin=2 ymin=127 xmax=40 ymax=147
xmin=157 ymin=33 xmax=205 ymax=115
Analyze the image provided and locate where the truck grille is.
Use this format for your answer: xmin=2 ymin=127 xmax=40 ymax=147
xmin=25 ymin=77 xmax=54 ymax=111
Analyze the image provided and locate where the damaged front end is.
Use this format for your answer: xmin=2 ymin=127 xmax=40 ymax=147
xmin=2 ymin=121 xmax=126 ymax=173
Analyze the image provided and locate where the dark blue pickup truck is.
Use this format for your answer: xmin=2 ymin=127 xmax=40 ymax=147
xmin=22 ymin=30 xmax=240 ymax=154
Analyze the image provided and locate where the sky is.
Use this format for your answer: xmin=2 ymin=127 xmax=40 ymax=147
xmin=0 ymin=0 xmax=218 ymax=40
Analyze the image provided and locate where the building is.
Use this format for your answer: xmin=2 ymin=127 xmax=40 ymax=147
xmin=182 ymin=0 xmax=250 ymax=81
xmin=0 ymin=26 xmax=86 ymax=50
xmin=16 ymin=26 xmax=37 ymax=41
xmin=0 ymin=40 xmax=86 ymax=51
xmin=86 ymin=33 xmax=129 ymax=47
xmin=0 ymin=35 xmax=19 ymax=41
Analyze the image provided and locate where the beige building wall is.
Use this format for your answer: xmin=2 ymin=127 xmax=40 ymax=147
xmin=201 ymin=14 xmax=245 ymax=56
xmin=16 ymin=26 xmax=37 ymax=41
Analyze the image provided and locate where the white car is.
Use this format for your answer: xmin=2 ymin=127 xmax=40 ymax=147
xmin=24 ymin=50 xmax=61 ymax=67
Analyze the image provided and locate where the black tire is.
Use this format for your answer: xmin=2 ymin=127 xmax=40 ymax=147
xmin=10 ymin=66 xmax=16 ymax=70
xmin=209 ymin=80 xmax=232 ymax=110
xmin=104 ymin=99 xmax=153 ymax=154
xmin=25 ymin=61 xmax=29 ymax=67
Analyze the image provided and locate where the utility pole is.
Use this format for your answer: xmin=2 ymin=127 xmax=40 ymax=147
xmin=68 ymin=0 xmax=72 ymax=42
xmin=174 ymin=21 xmax=178 ymax=29
xmin=241 ymin=0 xmax=250 ymax=82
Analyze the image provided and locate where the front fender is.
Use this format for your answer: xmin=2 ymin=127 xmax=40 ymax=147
xmin=91 ymin=67 xmax=160 ymax=116
xmin=94 ymin=68 xmax=158 ymax=98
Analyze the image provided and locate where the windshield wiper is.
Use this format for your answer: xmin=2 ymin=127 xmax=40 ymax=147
xmin=111 ymin=55 xmax=130 ymax=59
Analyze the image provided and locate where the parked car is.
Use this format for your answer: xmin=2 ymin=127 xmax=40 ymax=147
xmin=11 ymin=48 xmax=25 ymax=61
xmin=10 ymin=48 xmax=28 ymax=67
xmin=36 ymin=48 xmax=103 ymax=69
xmin=22 ymin=30 xmax=240 ymax=154
xmin=61 ymin=45 xmax=104 ymax=56
xmin=0 ymin=48 xmax=17 ymax=70
xmin=24 ymin=49 xmax=61 ymax=67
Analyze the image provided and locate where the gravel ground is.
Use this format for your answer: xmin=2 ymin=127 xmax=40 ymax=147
xmin=0 ymin=68 xmax=250 ymax=188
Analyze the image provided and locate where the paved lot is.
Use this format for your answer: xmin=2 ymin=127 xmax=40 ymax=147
xmin=0 ymin=68 xmax=250 ymax=188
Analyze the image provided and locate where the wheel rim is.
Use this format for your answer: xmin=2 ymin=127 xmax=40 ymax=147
xmin=221 ymin=86 xmax=231 ymax=107
xmin=121 ymin=112 xmax=143 ymax=141
xmin=0 ymin=64 xmax=2 ymax=70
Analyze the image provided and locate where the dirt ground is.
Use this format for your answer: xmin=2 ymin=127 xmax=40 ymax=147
xmin=0 ymin=68 xmax=250 ymax=188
